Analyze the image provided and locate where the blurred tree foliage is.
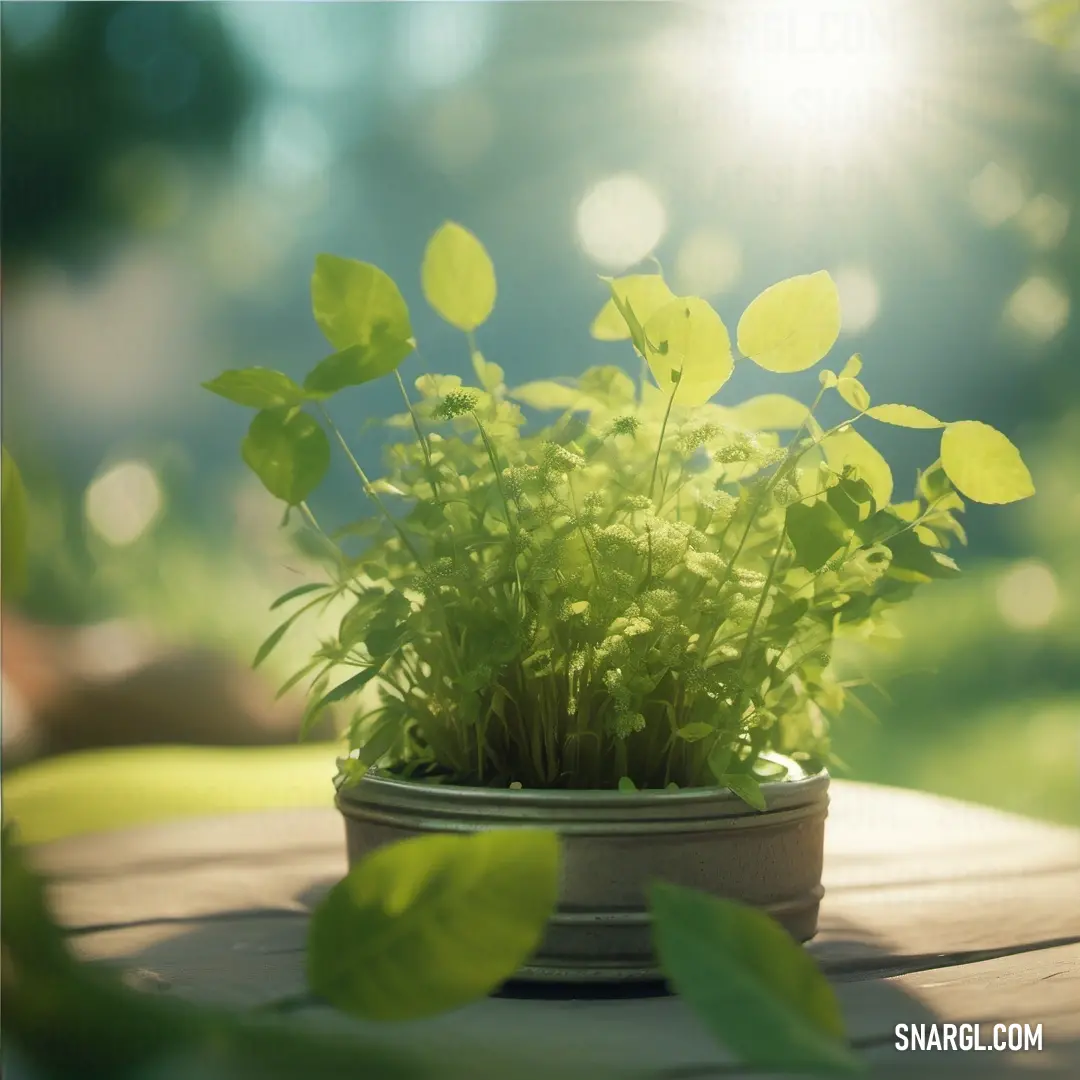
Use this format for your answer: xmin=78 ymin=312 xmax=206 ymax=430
xmin=1 ymin=1 xmax=252 ymax=272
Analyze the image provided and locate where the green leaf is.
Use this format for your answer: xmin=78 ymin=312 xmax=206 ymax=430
xmin=339 ymin=589 xmax=391 ymax=648
xmin=309 ymin=255 xmax=414 ymax=388
xmin=706 ymin=742 xmax=733 ymax=780
xmin=270 ymin=582 xmax=330 ymax=610
xmin=365 ymin=591 xmax=413 ymax=657
xmin=648 ymin=883 xmax=863 ymax=1074
xmin=865 ymin=403 xmax=944 ymax=429
xmin=591 ymin=274 xmax=677 ymax=342
xmin=253 ymin=612 xmax=303 ymax=669
xmin=836 ymin=377 xmax=870 ymax=412
xmin=202 ymin=368 xmax=306 ymax=409
xmin=602 ymin=278 xmax=650 ymax=356
xmin=885 ymin=529 xmax=962 ymax=582
xmin=510 ymin=381 xmax=581 ymax=412
xmin=2 ymin=447 xmax=29 ymax=599
xmin=313 ymin=665 xmax=386 ymax=713
xmin=577 ymin=365 xmax=637 ymax=408
xmin=720 ymin=773 xmax=767 ymax=811
xmin=352 ymin=714 xmax=400 ymax=769
xmin=737 ymin=271 xmax=842 ymax=373
xmin=731 ymin=394 xmax=810 ymax=431
xmin=839 ymin=354 xmax=862 ymax=378
xmin=940 ymin=421 xmax=1034 ymax=504
xmin=826 ymin=474 xmax=875 ymax=527
xmin=307 ymin=830 xmax=560 ymax=1020
xmin=785 ymin=501 xmax=849 ymax=572
xmin=644 ymin=298 xmax=734 ymax=406
xmin=676 ymin=722 xmax=716 ymax=743
xmin=472 ymin=351 xmax=505 ymax=393
xmin=823 ymin=428 xmax=893 ymax=507
xmin=241 ymin=407 xmax=330 ymax=505
xmin=421 ymin=222 xmax=496 ymax=332
xmin=617 ymin=776 xmax=638 ymax=792
xmin=304 ymin=340 xmax=414 ymax=397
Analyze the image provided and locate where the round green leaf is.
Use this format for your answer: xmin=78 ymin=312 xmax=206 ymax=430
xmin=202 ymin=368 xmax=306 ymax=409
xmin=510 ymin=380 xmax=581 ymax=412
xmin=591 ymin=274 xmax=677 ymax=342
xmin=241 ymin=408 xmax=330 ymax=505
xmin=823 ymin=428 xmax=893 ymax=507
xmin=940 ymin=421 xmax=1034 ymax=505
xmin=837 ymin=377 xmax=870 ymax=412
xmin=737 ymin=271 xmax=842 ymax=373
xmin=649 ymin=883 xmax=862 ymax=1074
xmin=310 ymin=255 xmax=414 ymax=386
xmin=644 ymin=297 xmax=734 ymax=406
xmin=732 ymin=394 xmax=811 ymax=431
xmin=2 ymin=446 xmax=29 ymax=598
xmin=839 ymin=353 xmax=863 ymax=378
xmin=307 ymin=829 xmax=560 ymax=1020
xmin=421 ymin=222 xmax=497 ymax=332
xmin=865 ymin=404 xmax=944 ymax=429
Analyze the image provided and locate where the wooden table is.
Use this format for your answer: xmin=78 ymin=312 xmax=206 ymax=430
xmin=32 ymin=781 xmax=1080 ymax=1077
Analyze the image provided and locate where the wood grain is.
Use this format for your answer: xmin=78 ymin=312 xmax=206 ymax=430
xmin=31 ymin=780 xmax=1080 ymax=1077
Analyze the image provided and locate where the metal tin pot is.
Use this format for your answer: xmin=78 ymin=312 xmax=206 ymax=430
xmin=336 ymin=762 xmax=829 ymax=983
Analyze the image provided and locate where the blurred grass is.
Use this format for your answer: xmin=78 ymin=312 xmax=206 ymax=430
xmin=4 ymin=743 xmax=339 ymax=844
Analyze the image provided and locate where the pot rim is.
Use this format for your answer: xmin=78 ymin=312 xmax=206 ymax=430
xmin=336 ymin=753 xmax=829 ymax=826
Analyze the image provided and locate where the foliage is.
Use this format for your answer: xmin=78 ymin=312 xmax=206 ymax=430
xmin=0 ymin=827 xmax=600 ymax=1080
xmin=2 ymin=445 xmax=29 ymax=598
xmin=649 ymin=882 xmax=862 ymax=1074
xmin=3 ymin=824 xmax=859 ymax=1077
xmin=308 ymin=830 xmax=559 ymax=1020
xmin=205 ymin=223 xmax=1034 ymax=797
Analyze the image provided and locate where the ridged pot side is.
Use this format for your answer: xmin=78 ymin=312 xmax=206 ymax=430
xmin=336 ymin=767 xmax=829 ymax=983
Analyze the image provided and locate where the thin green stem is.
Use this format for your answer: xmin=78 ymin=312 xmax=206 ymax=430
xmin=649 ymin=376 xmax=680 ymax=500
xmin=738 ymin=519 xmax=788 ymax=678
xmin=393 ymin=370 xmax=437 ymax=494
xmin=316 ymin=403 xmax=426 ymax=565
xmin=567 ymin=474 xmax=601 ymax=585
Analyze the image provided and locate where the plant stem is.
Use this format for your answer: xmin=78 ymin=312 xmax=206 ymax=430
xmin=649 ymin=376 xmax=680 ymax=501
xmin=316 ymin=404 xmax=426 ymax=565
xmin=393 ymin=370 xmax=437 ymax=495
xmin=738 ymin=519 xmax=788 ymax=678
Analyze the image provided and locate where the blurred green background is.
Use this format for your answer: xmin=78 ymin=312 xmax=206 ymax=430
xmin=2 ymin=0 xmax=1078 ymax=838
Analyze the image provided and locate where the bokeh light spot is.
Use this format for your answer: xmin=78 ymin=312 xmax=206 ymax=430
xmin=575 ymin=174 xmax=667 ymax=271
xmin=834 ymin=266 xmax=882 ymax=334
xmin=996 ymin=561 xmax=1061 ymax=631
xmin=1017 ymin=194 xmax=1071 ymax=251
xmin=969 ymin=162 xmax=1025 ymax=227
xmin=419 ymin=91 xmax=497 ymax=176
xmin=399 ymin=4 xmax=493 ymax=90
xmin=250 ymin=103 xmax=332 ymax=192
xmin=85 ymin=461 xmax=164 ymax=547
xmin=674 ymin=229 xmax=742 ymax=295
xmin=2 ymin=1 xmax=66 ymax=52
xmin=1005 ymin=275 xmax=1070 ymax=342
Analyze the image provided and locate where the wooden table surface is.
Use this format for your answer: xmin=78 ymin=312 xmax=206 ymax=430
xmin=31 ymin=780 xmax=1080 ymax=1078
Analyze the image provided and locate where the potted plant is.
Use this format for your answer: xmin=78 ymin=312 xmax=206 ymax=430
xmin=204 ymin=222 xmax=1034 ymax=982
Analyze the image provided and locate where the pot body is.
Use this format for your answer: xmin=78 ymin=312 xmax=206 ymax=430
xmin=337 ymin=767 xmax=829 ymax=983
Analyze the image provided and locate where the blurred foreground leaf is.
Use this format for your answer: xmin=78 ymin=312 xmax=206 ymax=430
xmin=0 ymin=829 xmax=609 ymax=1080
xmin=649 ymin=882 xmax=864 ymax=1075
xmin=2 ymin=445 xmax=29 ymax=597
xmin=308 ymin=830 xmax=559 ymax=1020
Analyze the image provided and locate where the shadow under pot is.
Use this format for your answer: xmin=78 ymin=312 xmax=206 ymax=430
xmin=336 ymin=758 xmax=829 ymax=983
